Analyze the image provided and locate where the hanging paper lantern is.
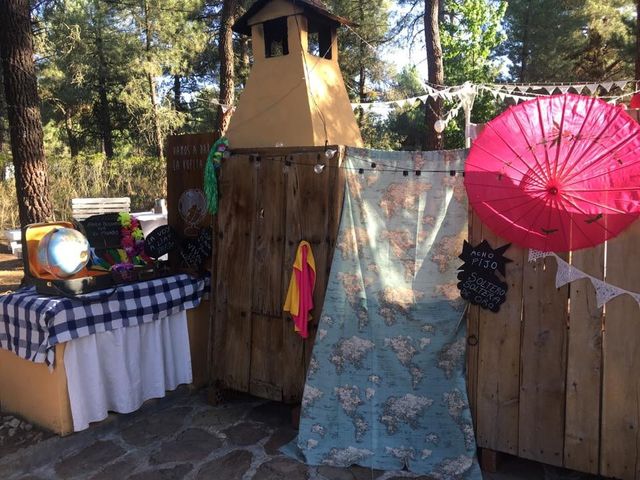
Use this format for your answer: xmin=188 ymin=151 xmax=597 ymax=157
xmin=434 ymin=119 xmax=446 ymax=133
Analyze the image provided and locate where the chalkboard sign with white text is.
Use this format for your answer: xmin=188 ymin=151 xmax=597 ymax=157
xmin=179 ymin=227 xmax=212 ymax=269
xmin=82 ymin=213 xmax=122 ymax=249
xmin=145 ymin=225 xmax=178 ymax=259
xmin=457 ymin=240 xmax=511 ymax=312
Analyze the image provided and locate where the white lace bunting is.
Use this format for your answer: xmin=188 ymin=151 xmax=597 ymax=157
xmin=528 ymin=249 xmax=637 ymax=308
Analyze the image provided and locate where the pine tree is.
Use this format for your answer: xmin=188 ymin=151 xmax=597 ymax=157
xmin=499 ymin=0 xmax=634 ymax=82
xmin=115 ymin=0 xmax=207 ymax=158
xmin=215 ymin=0 xmax=238 ymax=137
xmin=328 ymin=0 xmax=390 ymax=108
xmin=0 ymin=0 xmax=53 ymax=225
xmin=424 ymin=0 xmax=444 ymax=150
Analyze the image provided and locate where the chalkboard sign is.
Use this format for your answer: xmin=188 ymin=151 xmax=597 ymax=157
xmin=144 ymin=225 xmax=178 ymax=259
xmin=82 ymin=213 xmax=122 ymax=249
xmin=179 ymin=227 xmax=212 ymax=269
xmin=458 ymin=240 xmax=511 ymax=275
xmin=458 ymin=270 xmax=509 ymax=312
xmin=457 ymin=240 xmax=511 ymax=312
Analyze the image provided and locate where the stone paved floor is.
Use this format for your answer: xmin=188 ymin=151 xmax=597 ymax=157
xmin=0 ymin=387 xmax=605 ymax=480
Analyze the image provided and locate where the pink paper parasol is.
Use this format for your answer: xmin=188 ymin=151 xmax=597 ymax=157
xmin=464 ymin=94 xmax=640 ymax=252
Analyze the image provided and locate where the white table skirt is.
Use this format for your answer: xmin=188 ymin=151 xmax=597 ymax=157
xmin=64 ymin=310 xmax=192 ymax=432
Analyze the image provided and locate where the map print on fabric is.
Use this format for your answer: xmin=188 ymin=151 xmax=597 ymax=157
xmin=292 ymin=148 xmax=481 ymax=478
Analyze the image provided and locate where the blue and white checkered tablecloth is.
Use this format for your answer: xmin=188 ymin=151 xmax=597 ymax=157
xmin=0 ymin=274 xmax=208 ymax=367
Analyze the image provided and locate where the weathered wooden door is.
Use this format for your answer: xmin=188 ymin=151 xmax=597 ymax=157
xmin=212 ymin=147 xmax=345 ymax=403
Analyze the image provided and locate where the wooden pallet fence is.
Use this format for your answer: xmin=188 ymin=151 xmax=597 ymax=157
xmin=468 ymin=212 xmax=640 ymax=479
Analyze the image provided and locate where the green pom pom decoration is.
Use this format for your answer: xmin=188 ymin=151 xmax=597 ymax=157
xmin=204 ymin=137 xmax=229 ymax=215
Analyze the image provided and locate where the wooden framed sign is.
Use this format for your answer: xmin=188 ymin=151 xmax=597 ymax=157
xmin=166 ymin=132 xmax=217 ymax=269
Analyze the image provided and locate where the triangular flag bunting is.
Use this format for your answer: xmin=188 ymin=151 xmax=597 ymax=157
xmin=612 ymin=80 xmax=628 ymax=91
xmin=600 ymin=81 xmax=614 ymax=93
xmin=591 ymin=277 xmax=625 ymax=308
xmin=528 ymin=249 xmax=552 ymax=262
xmin=584 ymin=84 xmax=599 ymax=94
xmin=554 ymin=257 xmax=588 ymax=288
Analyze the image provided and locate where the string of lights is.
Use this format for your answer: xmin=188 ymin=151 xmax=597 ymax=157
xmin=235 ymin=152 xmax=466 ymax=177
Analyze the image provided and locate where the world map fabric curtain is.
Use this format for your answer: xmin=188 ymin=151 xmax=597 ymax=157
xmin=293 ymin=147 xmax=481 ymax=478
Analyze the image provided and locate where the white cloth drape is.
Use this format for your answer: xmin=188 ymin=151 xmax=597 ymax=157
xmin=64 ymin=310 xmax=192 ymax=432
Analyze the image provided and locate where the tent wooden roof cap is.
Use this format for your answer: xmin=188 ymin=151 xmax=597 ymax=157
xmin=232 ymin=0 xmax=355 ymax=35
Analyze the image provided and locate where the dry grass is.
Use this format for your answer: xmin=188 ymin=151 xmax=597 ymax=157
xmin=0 ymin=253 xmax=23 ymax=294
xmin=0 ymin=154 xmax=166 ymax=230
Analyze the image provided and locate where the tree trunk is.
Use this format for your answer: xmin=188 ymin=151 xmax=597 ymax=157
xmin=519 ymin=0 xmax=532 ymax=82
xmin=143 ymin=0 xmax=163 ymax=160
xmin=424 ymin=0 xmax=444 ymax=150
xmin=0 ymin=0 xmax=53 ymax=225
xmin=147 ymin=73 xmax=164 ymax=160
xmin=215 ymin=0 xmax=238 ymax=137
xmin=357 ymin=47 xmax=366 ymax=128
xmin=94 ymin=4 xmax=115 ymax=160
xmin=356 ymin=0 xmax=366 ymax=128
xmin=0 ymin=65 xmax=6 ymax=154
xmin=64 ymin=110 xmax=79 ymax=158
xmin=0 ymin=71 xmax=5 ymax=181
xmin=636 ymin=0 xmax=640 ymax=80
xmin=238 ymin=36 xmax=250 ymax=88
xmin=173 ymin=74 xmax=182 ymax=111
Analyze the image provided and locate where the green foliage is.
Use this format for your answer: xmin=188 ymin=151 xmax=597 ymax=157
xmin=570 ymin=0 xmax=635 ymax=80
xmin=111 ymin=0 xmax=209 ymax=153
xmin=328 ymin=0 xmax=392 ymax=101
xmin=499 ymin=0 xmax=635 ymax=81
xmin=36 ymin=0 xmax=211 ymax=158
xmin=441 ymin=0 xmax=507 ymax=84
xmin=8 ymin=0 xmax=637 ymax=173
xmin=382 ymin=66 xmax=427 ymax=150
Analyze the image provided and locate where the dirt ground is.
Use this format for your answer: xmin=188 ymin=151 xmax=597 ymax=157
xmin=0 ymin=252 xmax=23 ymax=293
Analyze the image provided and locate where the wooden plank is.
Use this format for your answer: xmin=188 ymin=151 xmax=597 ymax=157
xmin=187 ymin=299 xmax=211 ymax=389
xmin=475 ymin=223 xmax=523 ymax=455
xmin=249 ymin=155 xmax=286 ymax=401
xmin=563 ymin=244 xmax=603 ymax=474
xmin=600 ymin=220 xmax=640 ymax=479
xmin=466 ymin=210 xmax=482 ymax=425
xmin=251 ymin=155 xmax=287 ymax=317
xmin=166 ymin=133 xmax=216 ymax=248
xmin=249 ymin=314 xmax=284 ymax=401
xmin=71 ymin=198 xmax=132 ymax=220
xmin=212 ymin=154 xmax=256 ymax=392
xmin=71 ymin=197 xmax=130 ymax=205
xmin=519 ymin=251 xmax=568 ymax=466
xmin=303 ymin=150 xmax=345 ymax=370
xmin=479 ymin=448 xmax=499 ymax=473
xmin=281 ymin=152 xmax=327 ymax=402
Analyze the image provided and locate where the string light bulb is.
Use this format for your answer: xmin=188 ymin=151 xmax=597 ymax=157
xmin=434 ymin=119 xmax=446 ymax=134
xmin=325 ymin=148 xmax=338 ymax=159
